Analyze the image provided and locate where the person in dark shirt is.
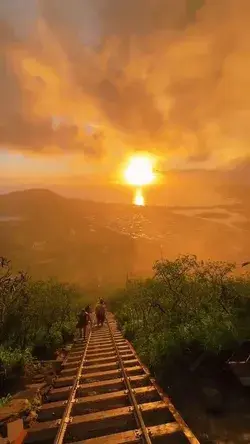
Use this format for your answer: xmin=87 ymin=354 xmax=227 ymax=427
xmin=77 ymin=306 xmax=91 ymax=340
xmin=95 ymin=299 xmax=106 ymax=327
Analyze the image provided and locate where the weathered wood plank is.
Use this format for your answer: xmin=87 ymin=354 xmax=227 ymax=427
xmin=73 ymin=422 xmax=181 ymax=444
xmin=49 ymin=374 xmax=149 ymax=401
xmin=72 ymin=400 xmax=166 ymax=425
xmin=40 ymin=386 xmax=158 ymax=421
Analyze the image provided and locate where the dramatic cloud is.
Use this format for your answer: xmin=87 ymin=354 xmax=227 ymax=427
xmin=0 ymin=0 xmax=250 ymax=167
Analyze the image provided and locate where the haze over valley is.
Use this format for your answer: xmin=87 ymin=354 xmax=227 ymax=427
xmin=1 ymin=186 xmax=249 ymax=286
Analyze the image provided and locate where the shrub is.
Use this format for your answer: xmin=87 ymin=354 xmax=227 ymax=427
xmin=113 ymin=255 xmax=250 ymax=371
xmin=0 ymin=346 xmax=33 ymax=374
xmin=0 ymin=257 xmax=86 ymax=358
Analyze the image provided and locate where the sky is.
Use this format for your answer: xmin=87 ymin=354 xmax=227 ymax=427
xmin=0 ymin=0 xmax=250 ymax=203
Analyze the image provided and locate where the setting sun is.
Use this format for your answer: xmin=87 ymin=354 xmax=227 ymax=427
xmin=124 ymin=155 xmax=155 ymax=186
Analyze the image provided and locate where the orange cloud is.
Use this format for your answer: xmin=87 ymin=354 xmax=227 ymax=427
xmin=1 ymin=0 xmax=250 ymax=172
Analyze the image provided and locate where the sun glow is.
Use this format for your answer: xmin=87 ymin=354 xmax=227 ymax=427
xmin=124 ymin=155 xmax=155 ymax=186
xmin=133 ymin=188 xmax=145 ymax=206
xmin=123 ymin=154 xmax=156 ymax=206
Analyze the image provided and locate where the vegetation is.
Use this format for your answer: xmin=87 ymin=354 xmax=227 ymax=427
xmin=2 ymin=250 xmax=250 ymax=390
xmin=113 ymin=255 xmax=250 ymax=373
xmin=0 ymin=257 xmax=86 ymax=377
xmin=0 ymin=394 xmax=12 ymax=408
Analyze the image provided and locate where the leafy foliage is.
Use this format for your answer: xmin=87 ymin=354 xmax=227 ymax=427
xmin=0 ymin=347 xmax=33 ymax=372
xmin=0 ymin=257 xmax=87 ymax=375
xmin=114 ymin=255 xmax=250 ymax=371
xmin=0 ymin=394 xmax=12 ymax=407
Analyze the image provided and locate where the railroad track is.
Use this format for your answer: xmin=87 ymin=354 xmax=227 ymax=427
xmin=25 ymin=314 xmax=199 ymax=444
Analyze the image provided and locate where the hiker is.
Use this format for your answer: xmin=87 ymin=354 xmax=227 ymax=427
xmin=95 ymin=298 xmax=106 ymax=327
xmin=76 ymin=306 xmax=91 ymax=340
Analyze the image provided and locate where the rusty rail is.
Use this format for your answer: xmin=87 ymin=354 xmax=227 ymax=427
xmin=25 ymin=313 xmax=200 ymax=444
xmin=53 ymin=330 xmax=92 ymax=444
xmin=107 ymin=317 xmax=152 ymax=443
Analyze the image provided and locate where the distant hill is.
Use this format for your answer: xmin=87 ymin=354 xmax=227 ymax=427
xmin=0 ymin=189 xmax=249 ymax=285
xmin=0 ymin=189 xmax=136 ymax=285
